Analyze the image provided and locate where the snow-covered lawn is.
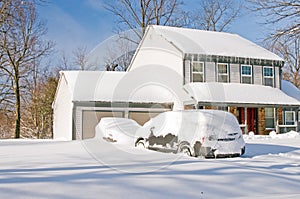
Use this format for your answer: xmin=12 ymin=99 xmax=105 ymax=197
xmin=1 ymin=133 xmax=300 ymax=199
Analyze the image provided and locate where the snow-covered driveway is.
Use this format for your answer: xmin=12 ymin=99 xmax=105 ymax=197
xmin=0 ymin=135 xmax=300 ymax=199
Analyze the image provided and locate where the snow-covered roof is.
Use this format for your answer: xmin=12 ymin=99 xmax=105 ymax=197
xmin=57 ymin=71 xmax=186 ymax=103
xmin=184 ymin=82 xmax=300 ymax=107
xmin=281 ymin=80 xmax=300 ymax=102
xmin=150 ymin=25 xmax=284 ymax=62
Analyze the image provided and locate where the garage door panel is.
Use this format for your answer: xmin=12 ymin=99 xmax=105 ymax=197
xmin=129 ymin=112 xmax=161 ymax=126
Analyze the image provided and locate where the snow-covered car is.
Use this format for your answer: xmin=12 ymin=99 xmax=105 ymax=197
xmin=95 ymin=117 xmax=141 ymax=145
xmin=135 ymin=110 xmax=246 ymax=158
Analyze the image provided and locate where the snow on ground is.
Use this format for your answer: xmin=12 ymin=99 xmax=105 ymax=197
xmin=1 ymin=133 xmax=300 ymax=199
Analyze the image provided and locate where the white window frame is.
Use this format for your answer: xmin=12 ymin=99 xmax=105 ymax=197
xmin=241 ymin=65 xmax=252 ymax=84
xmin=192 ymin=61 xmax=204 ymax=82
xmin=265 ymin=108 xmax=275 ymax=129
xmin=263 ymin=66 xmax=274 ymax=87
xmin=285 ymin=111 xmax=295 ymax=125
xmin=298 ymin=111 xmax=300 ymax=122
xmin=217 ymin=63 xmax=229 ymax=83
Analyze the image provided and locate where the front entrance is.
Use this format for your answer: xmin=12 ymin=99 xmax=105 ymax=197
xmin=238 ymin=107 xmax=257 ymax=134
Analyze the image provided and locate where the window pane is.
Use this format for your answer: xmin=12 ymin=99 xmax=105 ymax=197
xmin=264 ymin=67 xmax=273 ymax=77
xmin=242 ymin=65 xmax=251 ymax=75
xmin=192 ymin=73 xmax=203 ymax=82
xmin=218 ymin=75 xmax=228 ymax=82
xmin=193 ymin=62 xmax=203 ymax=72
xmin=265 ymin=108 xmax=274 ymax=128
xmin=217 ymin=63 xmax=228 ymax=82
xmin=285 ymin=111 xmax=295 ymax=125
xmin=242 ymin=76 xmax=251 ymax=84
xmin=265 ymin=108 xmax=274 ymax=117
xmin=264 ymin=78 xmax=274 ymax=87
xmin=266 ymin=118 xmax=275 ymax=128
xmin=218 ymin=64 xmax=228 ymax=74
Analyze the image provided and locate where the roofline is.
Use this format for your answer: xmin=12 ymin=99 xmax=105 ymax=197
xmin=126 ymin=26 xmax=152 ymax=71
xmin=195 ymin=101 xmax=300 ymax=108
xmin=184 ymin=53 xmax=284 ymax=67
xmin=126 ymin=25 xmax=185 ymax=71
xmin=52 ymin=71 xmax=66 ymax=109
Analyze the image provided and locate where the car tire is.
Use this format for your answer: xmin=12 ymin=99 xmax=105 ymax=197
xmin=178 ymin=143 xmax=192 ymax=157
xmin=241 ymin=146 xmax=246 ymax=155
xmin=135 ymin=139 xmax=146 ymax=149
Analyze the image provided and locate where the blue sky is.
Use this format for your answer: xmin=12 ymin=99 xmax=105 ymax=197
xmin=37 ymin=0 xmax=268 ymax=65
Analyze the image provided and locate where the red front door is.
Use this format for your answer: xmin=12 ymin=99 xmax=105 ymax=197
xmin=238 ymin=107 xmax=256 ymax=134
xmin=247 ymin=108 xmax=256 ymax=132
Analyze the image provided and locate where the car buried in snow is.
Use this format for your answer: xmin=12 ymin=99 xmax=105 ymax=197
xmin=135 ymin=110 xmax=246 ymax=158
xmin=95 ymin=117 xmax=141 ymax=145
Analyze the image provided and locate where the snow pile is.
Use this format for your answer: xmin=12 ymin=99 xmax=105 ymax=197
xmin=244 ymin=130 xmax=300 ymax=140
xmin=1 ymin=135 xmax=300 ymax=198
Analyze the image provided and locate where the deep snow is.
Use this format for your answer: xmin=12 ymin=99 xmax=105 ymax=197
xmin=0 ymin=132 xmax=300 ymax=199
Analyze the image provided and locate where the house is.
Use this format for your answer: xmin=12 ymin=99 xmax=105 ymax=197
xmin=127 ymin=25 xmax=300 ymax=134
xmin=52 ymin=70 xmax=191 ymax=140
xmin=53 ymin=25 xmax=300 ymax=140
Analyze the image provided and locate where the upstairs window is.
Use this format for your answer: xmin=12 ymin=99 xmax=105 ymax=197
xmin=217 ymin=63 xmax=229 ymax=83
xmin=241 ymin=65 xmax=252 ymax=84
xmin=192 ymin=62 xmax=204 ymax=82
xmin=263 ymin=67 xmax=274 ymax=87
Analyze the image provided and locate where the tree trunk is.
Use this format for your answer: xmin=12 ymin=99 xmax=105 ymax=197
xmin=14 ymin=77 xmax=21 ymax=139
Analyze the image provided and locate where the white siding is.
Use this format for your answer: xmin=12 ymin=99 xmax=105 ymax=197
xmin=275 ymin=67 xmax=280 ymax=88
xmin=230 ymin=64 xmax=240 ymax=83
xmin=253 ymin=65 xmax=262 ymax=85
xmin=75 ymin=107 xmax=82 ymax=140
xmin=184 ymin=60 xmax=191 ymax=84
xmin=129 ymin=27 xmax=183 ymax=76
xmin=206 ymin=62 xmax=215 ymax=82
xmin=53 ymin=77 xmax=73 ymax=141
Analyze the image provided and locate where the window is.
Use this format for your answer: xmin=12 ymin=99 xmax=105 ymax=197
xmin=217 ymin=63 xmax=229 ymax=82
xmin=298 ymin=111 xmax=300 ymax=122
xmin=241 ymin=65 xmax=252 ymax=84
xmin=265 ymin=108 xmax=274 ymax=129
xmin=192 ymin=62 xmax=204 ymax=82
xmin=263 ymin=67 xmax=274 ymax=87
xmin=285 ymin=111 xmax=295 ymax=125
xmin=218 ymin=106 xmax=228 ymax=111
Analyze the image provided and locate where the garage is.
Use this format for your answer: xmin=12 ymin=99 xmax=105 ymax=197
xmin=53 ymin=71 xmax=189 ymax=140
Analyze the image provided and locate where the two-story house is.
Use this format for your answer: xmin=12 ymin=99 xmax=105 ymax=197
xmin=127 ymin=25 xmax=300 ymax=135
xmin=53 ymin=25 xmax=300 ymax=140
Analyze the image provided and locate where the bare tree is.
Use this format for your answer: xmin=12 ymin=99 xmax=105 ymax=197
xmin=105 ymin=0 xmax=186 ymax=41
xmin=248 ymin=0 xmax=300 ymax=40
xmin=104 ymin=35 xmax=136 ymax=71
xmin=192 ymin=0 xmax=242 ymax=32
xmin=267 ymin=36 xmax=300 ymax=87
xmin=73 ymin=46 xmax=88 ymax=70
xmin=0 ymin=0 xmax=53 ymax=138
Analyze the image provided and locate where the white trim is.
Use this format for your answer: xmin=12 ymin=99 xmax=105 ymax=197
xmin=263 ymin=66 xmax=274 ymax=87
xmin=241 ymin=64 xmax=252 ymax=84
xmin=191 ymin=61 xmax=204 ymax=82
xmin=284 ymin=111 xmax=295 ymax=125
xmin=217 ymin=63 xmax=229 ymax=83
